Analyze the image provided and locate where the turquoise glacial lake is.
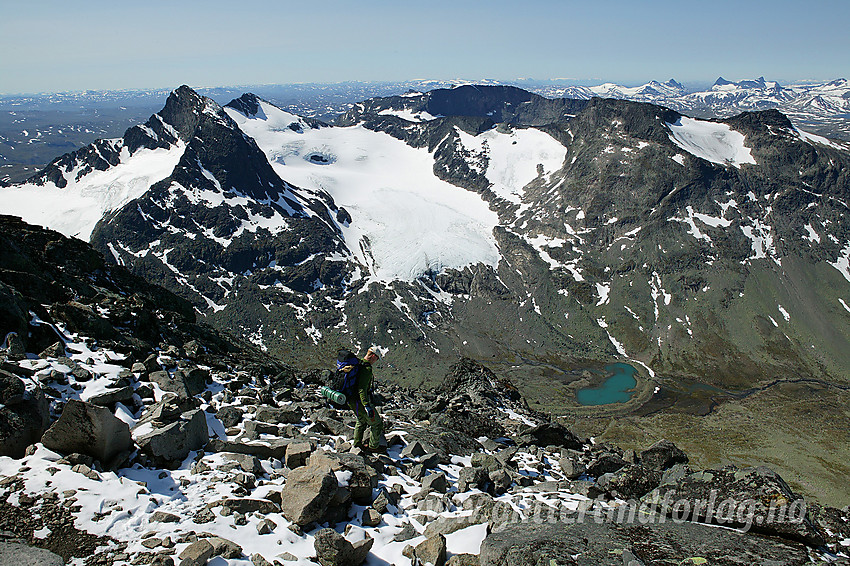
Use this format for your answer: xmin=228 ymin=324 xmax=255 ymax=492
xmin=576 ymin=363 xmax=638 ymax=406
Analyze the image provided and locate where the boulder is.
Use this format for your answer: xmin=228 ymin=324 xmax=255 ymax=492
xmin=313 ymin=528 xmax=373 ymax=566
xmin=136 ymin=394 xmax=200 ymax=427
xmin=285 ymin=441 xmax=313 ymax=469
xmin=557 ymin=456 xmax=586 ymax=480
xmin=639 ymin=439 xmax=689 ymax=471
xmin=223 ymin=452 xmax=264 ymax=475
xmin=458 ymin=466 xmax=491 ymax=493
xmin=0 ymin=370 xmax=50 ymax=458
xmin=279 ymin=465 xmax=337 ymax=526
xmin=446 ymin=554 xmax=479 ymax=566
xmin=148 ymin=368 xmax=206 ymax=398
xmin=218 ymin=498 xmax=280 ymax=515
xmin=414 ymin=534 xmax=447 ymax=566
xmin=361 ymin=508 xmax=382 ymax=527
xmin=86 ymin=385 xmax=135 ymax=407
xmin=206 ymin=536 xmax=242 ymax=559
xmin=516 ymin=423 xmax=583 ymax=450
xmin=479 ymin=515 xmax=812 ymax=566
xmin=308 ymin=450 xmax=380 ymax=505
xmin=597 ymin=464 xmax=662 ymax=500
xmin=421 ymin=471 xmax=448 ymax=494
xmin=585 ymin=452 xmax=628 ymax=477
xmin=178 ymin=539 xmax=214 ymax=566
xmin=216 ymin=405 xmax=243 ymax=428
xmin=134 ymin=408 xmax=208 ymax=467
xmin=41 ymin=399 xmax=131 ymax=466
xmin=255 ymin=405 xmax=302 ymax=425
xmin=641 ymin=465 xmax=824 ymax=546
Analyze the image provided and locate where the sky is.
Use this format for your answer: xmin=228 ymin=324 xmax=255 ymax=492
xmin=0 ymin=0 xmax=847 ymax=94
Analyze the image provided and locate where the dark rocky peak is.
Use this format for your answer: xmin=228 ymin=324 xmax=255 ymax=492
xmin=339 ymin=85 xmax=586 ymax=130
xmin=666 ymin=78 xmax=684 ymax=89
xmin=167 ymin=108 xmax=305 ymax=208
xmin=724 ymin=108 xmax=795 ymax=132
xmin=569 ymin=97 xmax=681 ymax=146
xmin=423 ymin=85 xmax=543 ymax=118
xmin=225 ymin=92 xmax=263 ymax=118
xmin=424 ymin=85 xmax=587 ymax=126
xmin=156 ymin=85 xmax=229 ymax=140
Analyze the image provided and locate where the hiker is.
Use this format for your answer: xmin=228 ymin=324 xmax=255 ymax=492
xmin=337 ymin=347 xmax=384 ymax=453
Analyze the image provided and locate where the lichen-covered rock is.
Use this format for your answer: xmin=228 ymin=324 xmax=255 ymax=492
xmin=642 ymin=465 xmax=824 ymax=546
xmin=480 ymin=516 xmax=812 ymax=566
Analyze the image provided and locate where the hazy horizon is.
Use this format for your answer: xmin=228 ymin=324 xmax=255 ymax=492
xmin=1 ymin=0 xmax=847 ymax=96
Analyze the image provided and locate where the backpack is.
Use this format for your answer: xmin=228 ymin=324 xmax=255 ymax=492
xmin=332 ymin=349 xmax=360 ymax=397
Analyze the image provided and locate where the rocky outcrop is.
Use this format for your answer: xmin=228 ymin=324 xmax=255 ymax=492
xmin=642 ymin=465 xmax=824 ymax=546
xmin=479 ymin=517 xmax=812 ymax=566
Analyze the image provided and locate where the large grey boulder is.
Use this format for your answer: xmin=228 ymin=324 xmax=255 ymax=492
xmin=639 ymin=439 xmax=689 ymax=471
xmin=0 ymin=370 xmax=50 ymax=458
xmin=479 ymin=516 xmax=812 ymax=566
xmin=135 ymin=408 xmax=208 ymax=467
xmin=307 ymin=450 xmax=380 ymax=505
xmin=597 ymin=464 xmax=662 ymax=500
xmin=41 ymin=399 xmax=132 ymax=466
xmin=516 ymin=423 xmax=583 ymax=450
xmin=279 ymin=465 xmax=337 ymax=526
xmin=0 ymin=537 xmax=64 ymax=566
xmin=147 ymin=368 xmax=207 ymax=398
xmin=313 ymin=528 xmax=373 ymax=566
xmin=641 ymin=465 xmax=824 ymax=547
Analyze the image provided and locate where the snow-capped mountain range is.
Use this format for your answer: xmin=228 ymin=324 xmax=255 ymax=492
xmin=535 ymin=76 xmax=850 ymax=141
xmin=2 ymin=84 xmax=849 ymax=402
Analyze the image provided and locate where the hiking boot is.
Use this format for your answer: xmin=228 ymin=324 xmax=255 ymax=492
xmin=365 ymin=445 xmax=387 ymax=455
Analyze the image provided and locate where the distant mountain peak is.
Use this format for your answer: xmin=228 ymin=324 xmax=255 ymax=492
xmin=225 ymin=92 xmax=264 ymax=118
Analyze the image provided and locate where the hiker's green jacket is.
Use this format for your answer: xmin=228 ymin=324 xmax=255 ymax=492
xmin=354 ymin=360 xmax=374 ymax=406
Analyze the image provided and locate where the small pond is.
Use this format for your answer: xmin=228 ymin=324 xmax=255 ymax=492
xmin=575 ymin=363 xmax=638 ymax=406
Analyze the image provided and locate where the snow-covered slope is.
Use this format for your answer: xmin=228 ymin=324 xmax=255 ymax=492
xmin=224 ymin=100 xmax=503 ymax=282
xmin=666 ymin=117 xmax=756 ymax=168
xmin=1 ymin=142 xmax=184 ymax=240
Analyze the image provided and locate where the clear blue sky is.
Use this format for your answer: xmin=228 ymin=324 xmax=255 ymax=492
xmin=1 ymin=0 xmax=846 ymax=94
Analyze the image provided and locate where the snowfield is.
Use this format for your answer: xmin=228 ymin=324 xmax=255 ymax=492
xmin=454 ymin=126 xmax=567 ymax=207
xmin=225 ymin=101 xmax=502 ymax=282
xmin=666 ymin=117 xmax=756 ymax=168
xmin=0 ymin=142 xmax=184 ymax=241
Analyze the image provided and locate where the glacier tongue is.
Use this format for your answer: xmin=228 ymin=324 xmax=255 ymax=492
xmin=226 ymin=101 xmax=501 ymax=282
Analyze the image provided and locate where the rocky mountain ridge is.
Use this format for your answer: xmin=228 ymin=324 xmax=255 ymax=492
xmin=3 ymin=84 xmax=850 ymax=507
xmin=1 ymin=216 xmax=849 ymax=565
